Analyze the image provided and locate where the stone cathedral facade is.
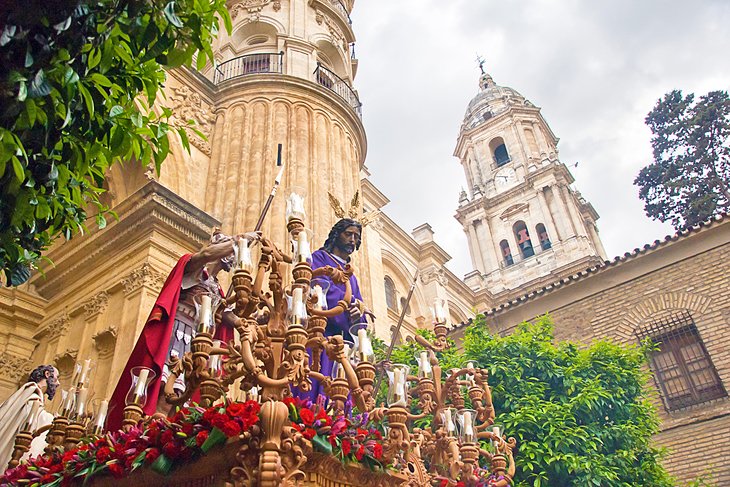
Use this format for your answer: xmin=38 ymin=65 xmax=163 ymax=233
xmin=0 ymin=0 xmax=728 ymax=484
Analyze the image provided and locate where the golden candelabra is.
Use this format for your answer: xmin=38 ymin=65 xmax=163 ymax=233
xmin=121 ymin=203 xmax=516 ymax=486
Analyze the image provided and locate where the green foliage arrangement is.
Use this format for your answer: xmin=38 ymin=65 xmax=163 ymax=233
xmin=383 ymin=315 xmax=675 ymax=486
xmin=0 ymin=0 xmax=232 ymax=285
xmin=635 ymin=89 xmax=730 ymax=230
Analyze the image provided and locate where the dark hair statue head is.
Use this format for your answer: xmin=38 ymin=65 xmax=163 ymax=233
xmin=29 ymin=364 xmax=59 ymax=400
xmin=322 ymin=218 xmax=362 ymax=253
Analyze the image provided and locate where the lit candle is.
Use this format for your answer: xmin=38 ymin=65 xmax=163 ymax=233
xmin=296 ymin=231 xmax=311 ymax=263
xmin=444 ymin=408 xmax=454 ymax=433
xmin=433 ymin=299 xmax=445 ymax=322
xmin=463 ymin=411 xmax=474 ymax=442
xmin=75 ymin=387 xmax=89 ymax=418
xmin=236 ymin=239 xmax=252 ymax=270
xmin=287 ymin=192 xmax=306 ymax=222
xmin=134 ymin=368 xmax=150 ymax=400
xmin=95 ymin=400 xmax=109 ymax=431
xmin=291 ymin=288 xmax=304 ymax=325
xmin=418 ymin=351 xmax=433 ymax=378
xmin=199 ymin=295 xmax=212 ymax=333
xmin=358 ymin=328 xmax=368 ymax=360
xmin=78 ymin=359 xmax=92 ymax=386
xmin=313 ymin=284 xmax=324 ymax=310
xmin=62 ymin=387 xmax=76 ymax=416
xmin=70 ymin=363 xmax=82 ymax=386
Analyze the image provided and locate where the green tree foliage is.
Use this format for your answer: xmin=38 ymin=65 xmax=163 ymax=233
xmin=635 ymin=89 xmax=730 ymax=230
xmin=0 ymin=0 xmax=232 ymax=285
xmin=384 ymin=315 xmax=674 ymax=486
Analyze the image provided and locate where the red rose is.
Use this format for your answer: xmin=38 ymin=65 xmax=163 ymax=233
xmin=181 ymin=422 xmax=194 ymax=436
xmin=108 ymin=463 xmax=125 ymax=479
xmin=221 ymin=420 xmax=242 ymax=437
xmin=162 ymin=442 xmax=182 ymax=459
xmin=341 ymin=439 xmax=351 ymax=455
xmin=196 ymin=431 xmax=209 ymax=447
xmin=161 ymin=429 xmax=174 ymax=444
xmin=300 ymin=408 xmax=315 ymax=426
xmin=145 ymin=448 xmax=161 ymax=464
xmin=373 ymin=443 xmax=383 ymax=459
xmin=211 ymin=412 xmax=228 ymax=429
xmin=96 ymin=446 xmax=112 ymax=463
xmin=226 ymin=403 xmax=246 ymax=417
xmin=62 ymin=450 xmax=76 ymax=463
xmin=303 ymin=428 xmax=316 ymax=440
xmin=440 ymin=480 xmax=449 ymax=487
xmin=374 ymin=430 xmax=383 ymax=440
xmin=355 ymin=445 xmax=365 ymax=461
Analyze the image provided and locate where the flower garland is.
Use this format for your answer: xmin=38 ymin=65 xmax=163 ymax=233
xmin=284 ymin=396 xmax=386 ymax=471
xmin=0 ymin=401 xmax=261 ymax=487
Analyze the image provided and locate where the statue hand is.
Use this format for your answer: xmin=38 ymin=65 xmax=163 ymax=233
xmin=348 ymin=302 xmax=362 ymax=325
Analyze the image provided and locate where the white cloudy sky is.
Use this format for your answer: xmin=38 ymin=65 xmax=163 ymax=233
xmin=350 ymin=0 xmax=730 ymax=277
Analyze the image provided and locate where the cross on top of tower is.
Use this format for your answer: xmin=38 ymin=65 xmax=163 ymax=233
xmin=475 ymin=54 xmax=486 ymax=75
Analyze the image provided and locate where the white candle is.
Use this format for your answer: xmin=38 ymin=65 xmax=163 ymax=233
xmin=358 ymin=328 xmax=368 ymax=360
xmin=199 ymin=295 xmax=212 ymax=333
xmin=433 ymin=299 xmax=445 ymax=322
xmin=70 ymin=363 xmax=82 ymax=386
xmin=287 ymin=192 xmax=306 ymax=222
xmin=313 ymin=285 xmax=324 ymax=310
xmin=297 ymin=231 xmax=310 ymax=262
xmin=236 ymin=239 xmax=252 ymax=269
xmin=75 ymin=387 xmax=89 ymax=417
xmin=464 ymin=411 xmax=474 ymax=440
xmin=135 ymin=369 xmax=150 ymax=397
xmin=418 ymin=351 xmax=432 ymax=378
xmin=78 ymin=359 xmax=92 ymax=386
xmin=393 ymin=368 xmax=403 ymax=405
xmin=292 ymin=288 xmax=304 ymax=324
xmin=95 ymin=400 xmax=109 ymax=429
xmin=63 ymin=388 xmax=76 ymax=415
xmin=444 ymin=408 xmax=454 ymax=433
xmin=492 ymin=425 xmax=500 ymax=440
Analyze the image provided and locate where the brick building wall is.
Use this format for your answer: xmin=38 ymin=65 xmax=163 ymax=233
xmin=454 ymin=215 xmax=730 ymax=485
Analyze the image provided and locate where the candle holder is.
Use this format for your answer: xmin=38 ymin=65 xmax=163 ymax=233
xmin=63 ymin=421 xmax=86 ymax=450
xmin=122 ymin=366 xmax=155 ymax=430
xmin=386 ymin=364 xmax=410 ymax=408
xmin=8 ymin=430 xmax=32 ymax=469
xmin=285 ymin=186 xmax=307 ymax=224
xmin=44 ymin=415 xmax=69 ymax=455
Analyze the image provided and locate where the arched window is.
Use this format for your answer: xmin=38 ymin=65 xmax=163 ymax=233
xmin=536 ymin=223 xmax=551 ymax=250
xmin=513 ymin=221 xmax=535 ymax=258
xmin=499 ymin=239 xmax=514 ymax=266
xmin=384 ymin=276 xmax=398 ymax=312
xmin=399 ymin=297 xmax=411 ymax=316
xmin=489 ymin=137 xmax=510 ymax=167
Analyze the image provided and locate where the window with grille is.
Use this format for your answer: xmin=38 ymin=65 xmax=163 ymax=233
xmin=636 ymin=311 xmax=726 ymax=411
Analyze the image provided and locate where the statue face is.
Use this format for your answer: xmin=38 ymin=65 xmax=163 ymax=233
xmin=45 ymin=368 xmax=60 ymax=400
xmin=335 ymin=225 xmax=361 ymax=256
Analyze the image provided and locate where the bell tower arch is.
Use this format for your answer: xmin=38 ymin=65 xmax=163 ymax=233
xmin=454 ymin=71 xmax=607 ymax=295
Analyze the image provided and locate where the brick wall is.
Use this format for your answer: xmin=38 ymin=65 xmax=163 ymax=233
xmin=470 ymin=220 xmax=730 ymax=485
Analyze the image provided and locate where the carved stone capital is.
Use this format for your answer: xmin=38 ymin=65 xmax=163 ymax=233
xmin=45 ymin=313 xmax=71 ymax=340
xmin=0 ymin=354 xmax=33 ymax=384
xmin=121 ymin=263 xmax=165 ymax=294
xmin=93 ymin=326 xmax=118 ymax=358
xmin=420 ymin=267 xmax=448 ymax=287
xmin=83 ymin=291 xmax=109 ymax=318
xmin=53 ymin=349 xmax=79 ymax=379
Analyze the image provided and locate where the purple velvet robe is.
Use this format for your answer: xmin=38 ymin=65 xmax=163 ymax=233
xmin=299 ymin=249 xmax=365 ymax=401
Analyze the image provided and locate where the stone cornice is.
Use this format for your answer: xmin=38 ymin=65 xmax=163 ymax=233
xmin=33 ymin=181 xmax=219 ymax=301
xmin=360 ymin=178 xmax=390 ymax=210
xmin=309 ymin=0 xmax=356 ymax=44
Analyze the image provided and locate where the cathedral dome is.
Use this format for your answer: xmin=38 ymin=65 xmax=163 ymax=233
xmin=462 ymin=73 xmax=529 ymax=131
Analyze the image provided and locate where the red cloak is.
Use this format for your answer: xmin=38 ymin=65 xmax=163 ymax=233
xmin=107 ymin=255 xmax=233 ymax=431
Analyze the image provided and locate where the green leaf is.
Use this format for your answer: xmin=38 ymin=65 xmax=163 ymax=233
xmin=178 ymin=127 xmax=190 ymax=153
xmin=87 ymin=47 xmax=101 ymax=70
xmin=29 ymin=69 xmax=51 ymax=97
xmin=11 ymin=156 xmax=25 ymax=181
xmin=17 ymin=81 xmax=27 ymax=101
xmin=90 ymin=73 xmax=112 ymax=87
xmin=78 ymin=83 xmax=94 ymax=117
xmin=24 ymin=49 xmax=33 ymax=68
xmin=109 ymin=105 xmax=124 ymax=118
xmin=163 ymin=2 xmax=184 ymax=28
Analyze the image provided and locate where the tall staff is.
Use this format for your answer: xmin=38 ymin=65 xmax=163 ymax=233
xmin=372 ymin=269 xmax=420 ymax=394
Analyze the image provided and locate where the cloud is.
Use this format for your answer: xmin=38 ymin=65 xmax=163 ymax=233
xmin=352 ymin=1 xmax=730 ymax=277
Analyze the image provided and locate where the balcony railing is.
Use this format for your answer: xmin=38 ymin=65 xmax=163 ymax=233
xmin=214 ymin=52 xmax=283 ymax=84
xmin=314 ymin=63 xmax=362 ymax=118
xmin=330 ymin=0 xmax=352 ymax=24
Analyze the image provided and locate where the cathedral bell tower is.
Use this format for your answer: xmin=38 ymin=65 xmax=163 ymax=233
xmin=454 ymin=72 xmax=607 ymax=295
